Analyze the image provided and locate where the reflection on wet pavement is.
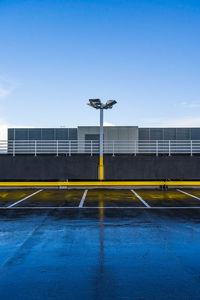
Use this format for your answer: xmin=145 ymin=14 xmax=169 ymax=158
xmin=0 ymin=208 xmax=200 ymax=299
xmin=136 ymin=189 xmax=200 ymax=207
xmin=85 ymin=189 xmax=144 ymax=207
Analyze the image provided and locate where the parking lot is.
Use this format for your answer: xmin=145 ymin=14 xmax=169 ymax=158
xmin=1 ymin=188 xmax=200 ymax=300
xmin=1 ymin=188 xmax=200 ymax=209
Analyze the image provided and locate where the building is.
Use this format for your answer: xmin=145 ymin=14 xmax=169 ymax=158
xmin=7 ymin=126 xmax=200 ymax=155
xmin=8 ymin=126 xmax=200 ymax=141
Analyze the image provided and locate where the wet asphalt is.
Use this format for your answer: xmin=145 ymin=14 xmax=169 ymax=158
xmin=18 ymin=190 xmax=84 ymax=207
xmin=136 ymin=189 xmax=200 ymax=207
xmin=85 ymin=189 xmax=144 ymax=207
xmin=0 ymin=189 xmax=200 ymax=299
xmin=0 ymin=190 xmax=34 ymax=207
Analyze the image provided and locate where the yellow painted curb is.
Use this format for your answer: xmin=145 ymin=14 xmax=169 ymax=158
xmin=0 ymin=181 xmax=200 ymax=187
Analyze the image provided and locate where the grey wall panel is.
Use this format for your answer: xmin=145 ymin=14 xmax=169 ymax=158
xmin=8 ymin=128 xmax=77 ymax=141
xmin=163 ymin=128 xmax=176 ymax=140
xmin=78 ymin=127 xmax=99 ymax=141
xmin=128 ymin=127 xmax=138 ymax=140
xmin=55 ymin=128 xmax=69 ymax=140
xmin=176 ymin=128 xmax=190 ymax=140
xmin=150 ymin=128 xmax=164 ymax=140
xmin=138 ymin=128 xmax=199 ymax=141
xmin=69 ymin=128 xmax=77 ymax=140
xmin=78 ymin=126 xmax=138 ymax=141
xmin=191 ymin=128 xmax=200 ymax=140
xmin=41 ymin=129 xmax=55 ymax=140
xmin=139 ymin=128 xmax=150 ymax=140
xmin=104 ymin=127 xmax=119 ymax=140
xmin=29 ymin=129 xmax=42 ymax=140
xmin=15 ymin=129 xmax=29 ymax=140
xmin=118 ymin=127 xmax=129 ymax=140
xmin=8 ymin=129 xmax=14 ymax=140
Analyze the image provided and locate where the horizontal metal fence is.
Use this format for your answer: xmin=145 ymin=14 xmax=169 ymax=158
xmin=1 ymin=140 xmax=200 ymax=156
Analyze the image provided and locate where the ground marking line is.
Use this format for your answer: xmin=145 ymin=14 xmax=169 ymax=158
xmin=131 ymin=189 xmax=151 ymax=208
xmin=7 ymin=189 xmax=43 ymax=208
xmin=79 ymin=189 xmax=88 ymax=208
xmin=2 ymin=206 xmax=200 ymax=209
xmin=177 ymin=189 xmax=200 ymax=201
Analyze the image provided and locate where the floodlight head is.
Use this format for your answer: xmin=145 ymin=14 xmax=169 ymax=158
xmin=88 ymin=98 xmax=117 ymax=109
xmin=104 ymin=99 xmax=117 ymax=109
xmin=88 ymin=98 xmax=102 ymax=109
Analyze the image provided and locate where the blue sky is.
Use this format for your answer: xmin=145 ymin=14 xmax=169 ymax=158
xmin=0 ymin=0 xmax=200 ymax=137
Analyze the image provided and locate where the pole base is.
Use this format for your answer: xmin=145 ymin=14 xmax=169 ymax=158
xmin=98 ymin=156 xmax=104 ymax=180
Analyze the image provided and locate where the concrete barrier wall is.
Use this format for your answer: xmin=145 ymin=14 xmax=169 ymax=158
xmin=104 ymin=155 xmax=200 ymax=180
xmin=0 ymin=155 xmax=98 ymax=181
xmin=0 ymin=154 xmax=200 ymax=181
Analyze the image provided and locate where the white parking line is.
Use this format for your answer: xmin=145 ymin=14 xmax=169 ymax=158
xmin=7 ymin=189 xmax=43 ymax=208
xmin=131 ymin=189 xmax=151 ymax=208
xmin=78 ymin=189 xmax=88 ymax=208
xmin=177 ymin=189 xmax=200 ymax=201
xmin=2 ymin=206 xmax=200 ymax=209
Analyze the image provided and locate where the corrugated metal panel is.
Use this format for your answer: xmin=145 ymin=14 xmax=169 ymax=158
xmin=104 ymin=127 xmax=119 ymax=140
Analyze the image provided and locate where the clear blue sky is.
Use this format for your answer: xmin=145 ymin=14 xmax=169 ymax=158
xmin=0 ymin=0 xmax=200 ymax=135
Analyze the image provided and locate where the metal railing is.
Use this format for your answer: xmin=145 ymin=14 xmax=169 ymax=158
xmin=1 ymin=140 xmax=200 ymax=156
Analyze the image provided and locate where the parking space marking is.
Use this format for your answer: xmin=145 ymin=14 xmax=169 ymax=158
xmin=78 ymin=189 xmax=88 ymax=208
xmin=131 ymin=189 xmax=151 ymax=208
xmin=2 ymin=206 xmax=200 ymax=209
xmin=177 ymin=189 xmax=200 ymax=201
xmin=7 ymin=189 xmax=43 ymax=208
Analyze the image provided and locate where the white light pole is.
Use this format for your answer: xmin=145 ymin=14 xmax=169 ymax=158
xmin=88 ymin=99 xmax=117 ymax=180
xmin=99 ymin=107 xmax=104 ymax=160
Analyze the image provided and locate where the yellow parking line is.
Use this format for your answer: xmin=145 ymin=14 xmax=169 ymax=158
xmin=0 ymin=181 xmax=200 ymax=187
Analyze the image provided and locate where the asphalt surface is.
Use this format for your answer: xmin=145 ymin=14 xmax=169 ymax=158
xmin=136 ymin=189 xmax=200 ymax=207
xmin=85 ymin=189 xmax=144 ymax=207
xmin=1 ymin=188 xmax=200 ymax=209
xmin=0 ymin=190 xmax=34 ymax=207
xmin=18 ymin=190 xmax=84 ymax=207
xmin=1 ymin=189 xmax=200 ymax=299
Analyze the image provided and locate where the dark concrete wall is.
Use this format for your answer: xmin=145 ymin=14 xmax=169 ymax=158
xmin=104 ymin=155 xmax=200 ymax=180
xmin=0 ymin=155 xmax=98 ymax=181
xmin=0 ymin=154 xmax=200 ymax=181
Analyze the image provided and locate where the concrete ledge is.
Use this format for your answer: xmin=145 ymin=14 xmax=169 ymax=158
xmin=0 ymin=181 xmax=200 ymax=188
